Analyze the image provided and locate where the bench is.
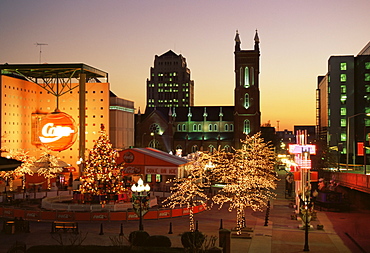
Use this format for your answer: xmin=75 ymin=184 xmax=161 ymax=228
xmin=51 ymin=221 xmax=79 ymax=234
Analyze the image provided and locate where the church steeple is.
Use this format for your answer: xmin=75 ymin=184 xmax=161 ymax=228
xmin=254 ymin=30 xmax=260 ymax=52
xmin=235 ymin=30 xmax=241 ymax=52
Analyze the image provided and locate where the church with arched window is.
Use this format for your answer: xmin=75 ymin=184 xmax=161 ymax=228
xmin=135 ymin=31 xmax=261 ymax=155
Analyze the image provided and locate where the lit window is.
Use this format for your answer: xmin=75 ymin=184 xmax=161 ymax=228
xmin=208 ymin=145 xmax=214 ymax=153
xmin=340 ymin=119 xmax=346 ymax=127
xmin=146 ymin=174 xmax=152 ymax=183
xmin=340 ymin=85 xmax=346 ymax=93
xmin=366 ymin=85 xmax=370 ymax=93
xmin=340 ymin=133 xmax=346 ymax=142
xmin=340 ymin=95 xmax=347 ymax=103
xmin=240 ymin=67 xmax=243 ymax=86
xmin=244 ymin=66 xmax=250 ymax=88
xmin=365 ymin=62 xmax=370 ymax=69
xmin=340 ymin=62 xmax=347 ymax=70
xmin=365 ymin=73 xmax=370 ymax=82
xmin=340 ymin=74 xmax=346 ymax=82
xmin=250 ymin=67 xmax=254 ymax=85
xmin=155 ymin=174 xmax=161 ymax=183
xmin=243 ymin=120 xmax=250 ymax=134
xmin=366 ymin=119 xmax=370 ymax=127
xmin=340 ymin=107 xmax=346 ymax=116
xmin=244 ymin=94 xmax=250 ymax=109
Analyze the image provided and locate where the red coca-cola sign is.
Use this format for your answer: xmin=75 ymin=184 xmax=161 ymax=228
xmin=38 ymin=111 xmax=77 ymax=151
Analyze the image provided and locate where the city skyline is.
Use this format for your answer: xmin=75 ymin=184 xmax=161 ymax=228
xmin=1 ymin=0 xmax=369 ymax=131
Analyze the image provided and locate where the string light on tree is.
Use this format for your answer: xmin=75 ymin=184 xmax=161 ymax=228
xmin=162 ymin=151 xmax=211 ymax=232
xmin=79 ymin=124 xmax=126 ymax=196
xmin=211 ymin=132 xmax=278 ymax=235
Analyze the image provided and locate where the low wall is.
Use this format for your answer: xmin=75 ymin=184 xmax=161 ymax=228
xmin=324 ymin=172 xmax=370 ymax=194
xmin=40 ymin=195 xmax=151 ymax=212
xmin=0 ymin=204 xmax=207 ymax=222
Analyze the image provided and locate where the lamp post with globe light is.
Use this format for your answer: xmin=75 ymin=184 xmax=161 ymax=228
xmin=131 ymin=178 xmax=150 ymax=231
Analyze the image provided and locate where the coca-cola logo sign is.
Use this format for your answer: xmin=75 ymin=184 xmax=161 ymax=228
xmin=123 ymin=166 xmax=141 ymax=174
xmin=123 ymin=152 xmax=134 ymax=163
xmin=38 ymin=111 xmax=77 ymax=151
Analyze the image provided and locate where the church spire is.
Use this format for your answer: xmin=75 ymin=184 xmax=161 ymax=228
xmin=254 ymin=29 xmax=260 ymax=52
xmin=235 ymin=30 xmax=241 ymax=52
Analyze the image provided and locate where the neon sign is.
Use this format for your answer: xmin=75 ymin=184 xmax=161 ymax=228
xmin=38 ymin=111 xmax=77 ymax=151
xmin=288 ymin=144 xmax=316 ymax=155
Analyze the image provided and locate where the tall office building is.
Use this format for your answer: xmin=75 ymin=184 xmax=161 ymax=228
xmin=317 ymin=41 xmax=370 ymax=165
xmin=146 ymin=50 xmax=194 ymax=108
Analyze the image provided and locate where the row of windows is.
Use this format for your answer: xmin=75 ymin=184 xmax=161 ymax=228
xmin=3 ymin=103 xmax=105 ymax=110
xmin=157 ymin=62 xmax=179 ymax=66
xmin=3 ymin=95 xmax=104 ymax=103
xmin=340 ymin=62 xmax=370 ymax=70
xmin=147 ymin=104 xmax=185 ymax=107
xmin=4 ymin=85 xmax=38 ymax=93
xmin=156 ymin=88 xmax=183 ymax=93
xmin=3 ymin=85 xmax=105 ymax=94
xmin=174 ymin=144 xmax=231 ymax=153
xmin=177 ymin=123 xmax=234 ymax=132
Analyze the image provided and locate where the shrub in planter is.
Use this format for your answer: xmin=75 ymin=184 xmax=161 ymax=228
xmin=181 ymin=231 xmax=205 ymax=249
xmin=129 ymin=230 xmax=150 ymax=246
xmin=144 ymin=235 xmax=172 ymax=247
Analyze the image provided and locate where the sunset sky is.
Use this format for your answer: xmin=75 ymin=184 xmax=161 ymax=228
xmin=1 ymin=0 xmax=369 ymax=131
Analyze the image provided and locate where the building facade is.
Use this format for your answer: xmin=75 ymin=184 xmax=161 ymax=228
xmin=317 ymin=42 xmax=370 ymax=165
xmin=0 ymin=64 xmax=134 ymax=177
xmin=146 ymin=50 xmax=194 ymax=108
xmin=135 ymin=31 xmax=261 ymax=154
xmin=109 ymin=91 xmax=135 ymax=150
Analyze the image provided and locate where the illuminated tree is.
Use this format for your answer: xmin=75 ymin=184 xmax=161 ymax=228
xmin=162 ymin=151 xmax=211 ymax=231
xmin=79 ymin=124 xmax=125 ymax=196
xmin=36 ymin=152 xmax=64 ymax=190
xmin=211 ymin=132 xmax=277 ymax=235
xmin=9 ymin=150 xmax=35 ymax=191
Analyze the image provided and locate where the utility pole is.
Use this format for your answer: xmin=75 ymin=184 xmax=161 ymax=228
xmin=35 ymin=42 xmax=48 ymax=63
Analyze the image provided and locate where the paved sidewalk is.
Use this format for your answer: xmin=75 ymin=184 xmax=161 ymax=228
xmin=1 ymin=170 xmax=369 ymax=252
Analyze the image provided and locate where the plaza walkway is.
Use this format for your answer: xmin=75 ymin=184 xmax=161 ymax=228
xmin=1 ymin=170 xmax=370 ymax=252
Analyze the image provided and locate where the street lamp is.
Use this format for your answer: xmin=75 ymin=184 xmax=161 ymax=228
xmin=299 ymin=188 xmax=314 ymax=252
xmin=150 ymin=132 xmax=155 ymax=149
xmin=346 ymin=113 xmax=370 ymax=170
xmin=131 ymin=178 xmax=150 ymax=231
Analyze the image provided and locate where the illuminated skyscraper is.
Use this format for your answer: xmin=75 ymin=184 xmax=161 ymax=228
xmin=146 ymin=50 xmax=194 ymax=108
xmin=317 ymin=41 xmax=370 ymax=164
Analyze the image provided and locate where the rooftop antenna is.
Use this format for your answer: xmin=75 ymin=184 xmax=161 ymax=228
xmin=35 ymin=42 xmax=48 ymax=63
xmin=277 ymin=120 xmax=280 ymax=131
